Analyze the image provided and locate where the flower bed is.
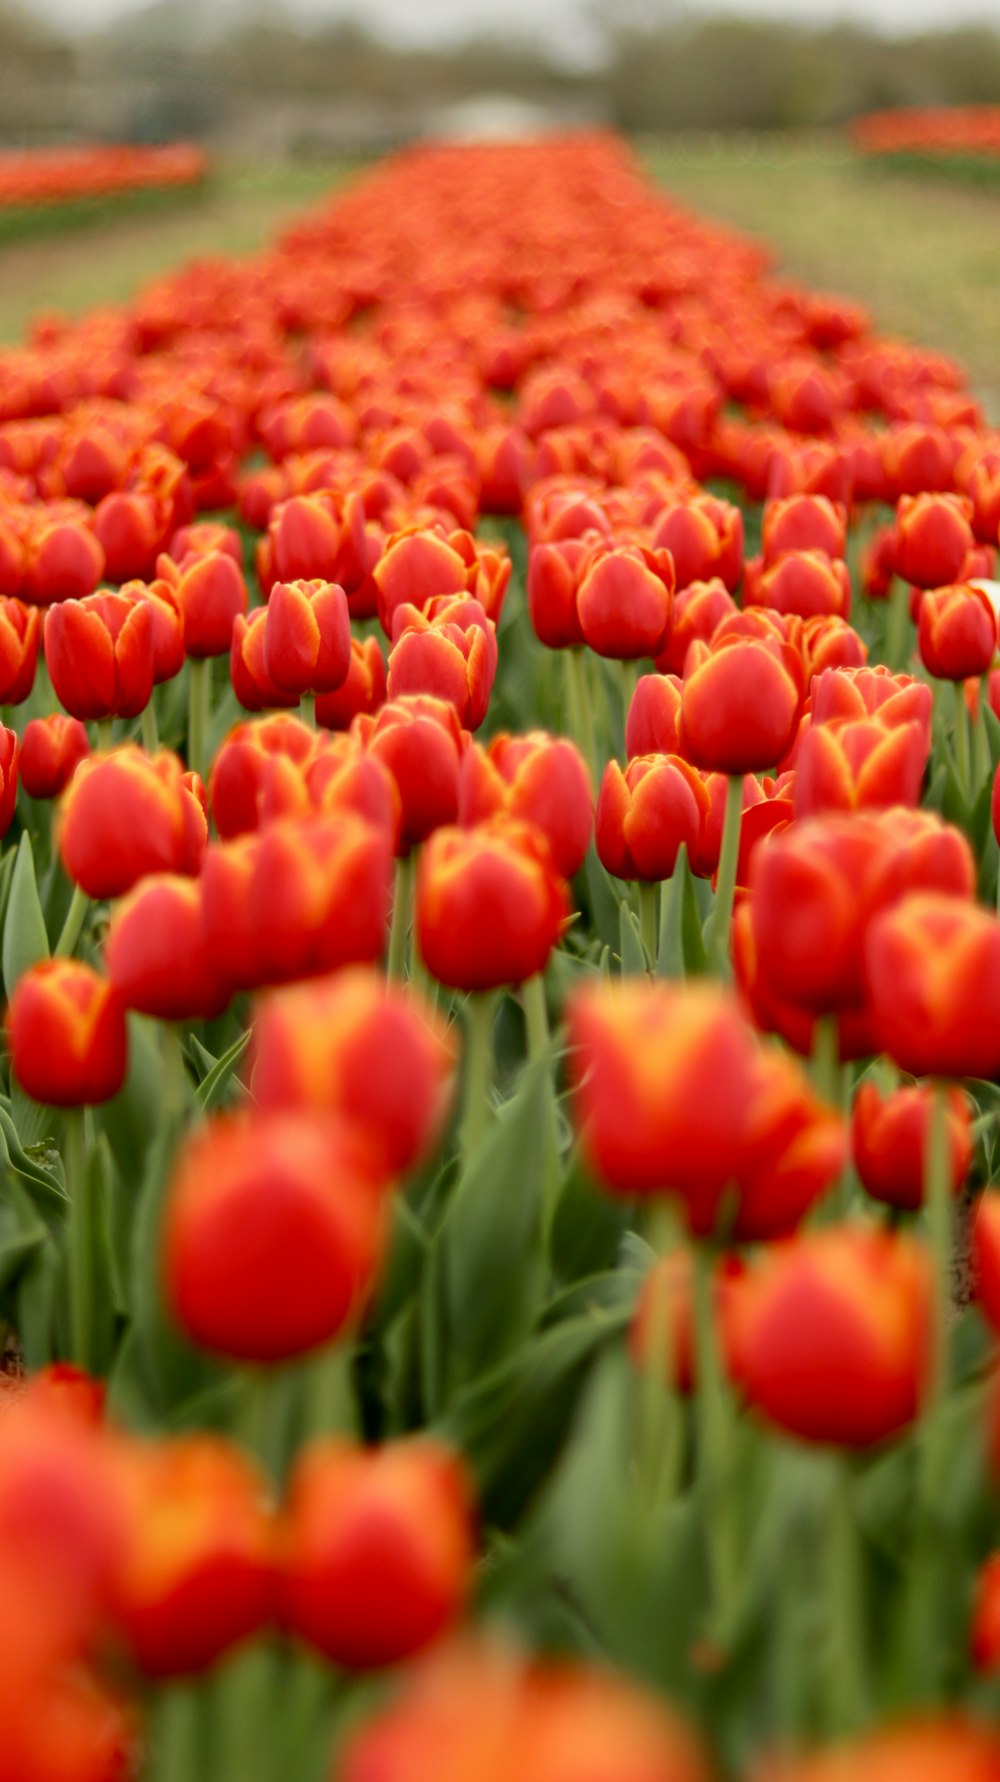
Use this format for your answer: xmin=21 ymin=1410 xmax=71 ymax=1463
xmin=1 ymin=130 xmax=1000 ymax=1780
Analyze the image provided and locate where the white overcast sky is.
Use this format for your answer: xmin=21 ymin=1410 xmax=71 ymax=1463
xmin=34 ymin=0 xmax=1000 ymax=43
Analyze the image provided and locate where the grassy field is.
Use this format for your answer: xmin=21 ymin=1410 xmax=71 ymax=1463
xmin=0 ymin=139 xmax=998 ymax=412
xmin=646 ymin=135 xmax=1000 ymax=408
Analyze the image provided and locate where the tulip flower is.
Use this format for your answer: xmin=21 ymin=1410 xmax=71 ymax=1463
xmin=577 ymin=544 xmax=674 ymax=660
xmin=733 ymin=1223 xmax=932 ymax=1447
xmin=630 ymin=1250 xmax=744 ymax=1396
xmin=416 ymin=818 xmax=568 ymax=994
xmin=110 ymin=1435 xmax=273 ymax=1677
xmin=263 ymin=576 xmax=351 ymax=706
xmin=457 ymin=730 xmax=593 ymax=879
xmin=596 ymin=754 xmax=708 ymax=883
xmin=625 ymin=672 xmax=684 ymax=759
xmin=359 ymin=694 xmax=465 ymax=850
xmin=8 ymin=960 xmax=127 ymax=1106
xmin=973 ymin=1192 xmax=1000 ymax=1339
xmin=200 ymin=813 xmax=393 ymax=992
xmin=0 ymin=596 xmax=39 ymax=703
xmin=23 ymin=516 xmax=104 ymax=606
xmin=158 ymin=548 xmax=248 ymax=659
xmin=680 ymin=634 xmax=803 ymax=774
xmin=865 ymin=892 xmax=1000 ymax=1080
xmin=58 ymin=747 xmax=207 ymax=900
xmin=339 ymin=1643 xmax=712 ymax=1782
xmin=918 ymin=581 xmax=997 ymax=681
xmin=44 ymin=590 xmax=154 ymax=724
xmin=209 ymin=713 xmax=316 ymax=838
xmin=230 ymin=606 xmax=299 ymax=713
xmin=761 ymin=493 xmax=847 ymax=563
xmin=251 ymin=968 xmax=457 ymax=1177
xmin=105 ymin=874 xmax=229 ymax=1021
xmin=526 ymin=537 xmax=590 ymax=650
xmin=793 ymin=715 xmax=929 ymax=818
xmin=164 ymin=1111 xmax=387 ymax=1363
xmin=747 ymin=549 xmax=851 ymax=620
xmin=894 ymin=491 xmax=975 ymax=588
xmin=315 ymin=633 xmax=386 ymax=729
xmin=852 ymin=1080 xmax=972 ymax=1212
xmin=650 ymin=493 xmax=743 ymax=590
xmin=387 ymin=595 xmax=497 ymax=730
xmin=0 ymin=724 xmax=18 ymax=838
xmin=276 ymin=1437 xmax=475 ymax=1668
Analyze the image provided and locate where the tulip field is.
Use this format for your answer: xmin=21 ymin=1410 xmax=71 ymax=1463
xmin=7 ymin=128 xmax=1000 ymax=1779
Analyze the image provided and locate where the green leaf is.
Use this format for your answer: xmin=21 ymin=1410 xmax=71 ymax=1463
xmin=434 ymin=1305 xmax=629 ymax=1527
xmin=2 ymin=833 xmax=49 ymax=996
xmin=194 ymin=1029 xmax=251 ymax=1112
xmin=0 ymin=1103 xmax=67 ymax=1220
xmin=420 ymin=1059 xmax=550 ymax=1418
xmin=99 ymin=1014 xmax=167 ymax=1179
xmin=0 ymin=1177 xmax=46 ymax=1298
xmin=618 ymin=897 xmax=646 ymax=977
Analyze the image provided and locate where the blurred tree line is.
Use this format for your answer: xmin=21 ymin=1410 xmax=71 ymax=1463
xmin=1 ymin=0 xmax=999 ymax=146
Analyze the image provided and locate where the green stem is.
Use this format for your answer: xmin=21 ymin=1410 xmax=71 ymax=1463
xmin=459 ymin=992 xmax=496 ymax=1167
xmin=639 ymin=1202 xmax=685 ymax=1516
xmin=658 ymin=847 xmax=687 ymax=979
xmin=811 ymin=1012 xmax=840 ymax=1106
xmin=825 ymin=1458 xmax=870 ymax=1736
xmin=96 ymin=718 xmax=114 ymax=752
xmin=387 ymin=852 xmax=413 ymax=980
xmin=300 ymin=1339 xmax=358 ymax=1446
xmin=300 ymin=692 xmax=316 ymax=730
xmin=975 ymin=677 xmax=990 ymax=790
xmin=153 ymin=1684 xmax=205 ymax=1782
xmin=707 ymin=774 xmax=743 ymax=979
xmin=952 ymin=679 xmax=971 ymax=798
xmin=521 ymin=973 xmax=549 ymax=1060
xmin=65 ymin=1109 xmax=96 ymax=1371
xmin=693 ymin=1238 xmax=739 ymax=1634
xmin=885 ymin=578 xmax=910 ymax=671
xmin=187 ymin=657 xmax=211 ymax=781
xmin=54 ymin=881 xmax=89 ymax=959
xmin=566 ymin=648 xmax=597 ymax=785
xmin=637 ymin=881 xmax=658 ymax=972
xmin=919 ymin=1079 xmax=952 ymax=1513
xmin=141 ymin=698 xmax=159 ymax=755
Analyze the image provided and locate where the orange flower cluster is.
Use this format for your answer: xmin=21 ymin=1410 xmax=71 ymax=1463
xmin=0 ymin=143 xmax=207 ymax=211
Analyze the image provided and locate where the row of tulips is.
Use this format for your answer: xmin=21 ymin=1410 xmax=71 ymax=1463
xmin=853 ymin=106 xmax=1000 ymax=167
xmin=0 ymin=143 xmax=208 ymax=213
xmin=5 ymin=129 xmax=1000 ymax=1782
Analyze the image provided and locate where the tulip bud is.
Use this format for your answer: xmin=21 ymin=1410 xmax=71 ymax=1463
xmin=8 ymin=960 xmax=127 ymax=1106
xmin=388 ymin=597 xmax=497 ymax=731
xmin=416 ymin=819 xmax=568 ymax=991
xmin=526 ymin=538 xmax=589 ymax=650
xmin=747 ymin=550 xmax=851 ymax=621
xmin=164 ymin=1112 xmax=386 ymax=1362
xmin=125 ymin=576 xmax=186 ymax=684
xmin=277 ymin=1437 xmax=475 ymax=1669
xmin=761 ymin=493 xmax=847 ymax=564
xmin=733 ymin=1224 xmax=931 ymax=1446
xmin=654 ymin=579 xmax=736 ymax=677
